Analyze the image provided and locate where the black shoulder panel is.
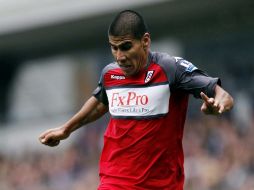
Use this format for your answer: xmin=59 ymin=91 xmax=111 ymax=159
xmin=150 ymin=51 xmax=177 ymax=87
xmin=92 ymin=62 xmax=118 ymax=105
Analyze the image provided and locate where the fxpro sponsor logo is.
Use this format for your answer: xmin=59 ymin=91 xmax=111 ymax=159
xmin=106 ymin=85 xmax=170 ymax=117
xmin=111 ymin=92 xmax=149 ymax=107
xmin=111 ymin=75 xmax=126 ymax=80
xmin=111 ymin=107 xmax=150 ymax=114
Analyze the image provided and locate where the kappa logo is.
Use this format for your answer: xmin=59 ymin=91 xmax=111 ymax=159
xmin=144 ymin=70 xmax=154 ymax=83
xmin=111 ymin=75 xmax=126 ymax=80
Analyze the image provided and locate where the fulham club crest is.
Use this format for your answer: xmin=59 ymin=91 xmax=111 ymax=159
xmin=144 ymin=70 xmax=154 ymax=83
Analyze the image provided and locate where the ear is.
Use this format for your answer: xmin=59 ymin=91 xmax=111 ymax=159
xmin=142 ymin=33 xmax=150 ymax=50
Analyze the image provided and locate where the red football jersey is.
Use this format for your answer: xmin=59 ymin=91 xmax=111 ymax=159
xmin=93 ymin=52 xmax=219 ymax=190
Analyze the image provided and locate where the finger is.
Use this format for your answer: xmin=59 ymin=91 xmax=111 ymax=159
xmin=200 ymin=92 xmax=209 ymax=103
xmin=200 ymin=102 xmax=207 ymax=112
xmin=40 ymin=132 xmax=54 ymax=144
xmin=46 ymin=139 xmax=60 ymax=147
xmin=201 ymin=92 xmax=216 ymax=105
xmin=208 ymin=98 xmax=215 ymax=105
xmin=201 ymin=103 xmax=210 ymax=114
xmin=213 ymin=100 xmax=220 ymax=108
xmin=39 ymin=135 xmax=47 ymax=144
xmin=39 ymin=128 xmax=56 ymax=143
xmin=39 ymin=133 xmax=46 ymax=142
xmin=39 ymin=133 xmax=45 ymax=140
xmin=39 ymin=137 xmax=45 ymax=143
xmin=39 ymin=136 xmax=49 ymax=144
xmin=39 ymin=129 xmax=52 ymax=140
xmin=218 ymin=104 xmax=225 ymax=114
xmin=39 ymin=132 xmax=47 ymax=142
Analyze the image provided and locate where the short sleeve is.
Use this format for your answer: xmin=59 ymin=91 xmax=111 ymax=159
xmin=92 ymin=74 xmax=109 ymax=105
xmin=174 ymin=58 xmax=221 ymax=98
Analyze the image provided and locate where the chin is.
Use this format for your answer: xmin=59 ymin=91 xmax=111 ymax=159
xmin=126 ymin=71 xmax=139 ymax=77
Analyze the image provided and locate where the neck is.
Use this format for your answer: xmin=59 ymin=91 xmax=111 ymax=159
xmin=144 ymin=51 xmax=151 ymax=70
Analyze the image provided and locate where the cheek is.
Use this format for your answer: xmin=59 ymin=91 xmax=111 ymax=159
xmin=132 ymin=50 xmax=143 ymax=61
xmin=132 ymin=54 xmax=142 ymax=68
xmin=137 ymin=52 xmax=145 ymax=65
xmin=128 ymin=47 xmax=144 ymax=66
xmin=111 ymin=51 xmax=117 ymax=59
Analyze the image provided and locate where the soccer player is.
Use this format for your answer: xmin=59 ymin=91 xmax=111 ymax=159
xmin=39 ymin=10 xmax=234 ymax=190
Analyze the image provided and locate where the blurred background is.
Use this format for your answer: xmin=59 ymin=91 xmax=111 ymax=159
xmin=0 ymin=0 xmax=253 ymax=189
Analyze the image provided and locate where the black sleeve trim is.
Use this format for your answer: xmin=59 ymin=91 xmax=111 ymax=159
xmin=174 ymin=59 xmax=221 ymax=98
xmin=93 ymin=88 xmax=108 ymax=106
xmin=177 ymin=70 xmax=221 ymax=99
xmin=149 ymin=52 xmax=221 ymax=99
xmin=91 ymin=64 xmax=116 ymax=106
xmin=203 ymin=77 xmax=221 ymax=98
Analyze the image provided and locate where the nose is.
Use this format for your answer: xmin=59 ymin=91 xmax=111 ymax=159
xmin=116 ymin=50 xmax=126 ymax=62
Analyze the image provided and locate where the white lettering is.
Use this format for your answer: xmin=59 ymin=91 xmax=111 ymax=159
xmin=111 ymin=75 xmax=125 ymax=80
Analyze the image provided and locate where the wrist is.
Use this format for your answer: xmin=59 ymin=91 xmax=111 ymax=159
xmin=61 ymin=123 xmax=73 ymax=137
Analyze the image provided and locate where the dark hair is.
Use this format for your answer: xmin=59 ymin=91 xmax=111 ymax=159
xmin=108 ymin=10 xmax=148 ymax=39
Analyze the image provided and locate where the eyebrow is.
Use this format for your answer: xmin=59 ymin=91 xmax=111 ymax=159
xmin=110 ymin=42 xmax=133 ymax=52
xmin=109 ymin=41 xmax=132 ymax=47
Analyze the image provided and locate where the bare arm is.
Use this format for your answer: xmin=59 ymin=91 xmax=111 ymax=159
xmin=39 ymin=96 xmax=108 ymax=146
xmin=200 ymin=85 xmax=234 ymax=115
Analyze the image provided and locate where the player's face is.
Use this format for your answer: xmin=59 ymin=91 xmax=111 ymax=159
xmin=109 ymin=34 xmax=150 ymax=76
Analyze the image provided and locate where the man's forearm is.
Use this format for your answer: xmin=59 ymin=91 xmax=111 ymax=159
xmin=62 ymin=96 xmax=108 ymax=135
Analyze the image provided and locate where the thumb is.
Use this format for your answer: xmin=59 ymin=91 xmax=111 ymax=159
xmin=201 ymin=102 xmax=209 ymax=114
xmin=39 ymin=136 xmax=47 ymax=144
xmin=40 ymin=138 xmax=46 ymax=143
xmin=218 ymin=104 xmax=225 ymax=114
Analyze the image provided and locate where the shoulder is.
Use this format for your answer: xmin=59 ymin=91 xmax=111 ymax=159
xmin=150 ymin=51 xmax=179 ymax=77
xmin=150 ymin=51 xmax=197 ymax=73
xmin=101 ymin=62 xmax=119 ymax=75
xmin=150 ymin=51 xmax=198 ymax=87
xmin=150 ymin=51 xmax=177 ymax=66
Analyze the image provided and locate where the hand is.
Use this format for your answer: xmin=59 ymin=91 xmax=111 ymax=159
xmin=39 ymin=126 xmax=70 ymax=147
xmin=200 ymin=92 xmax=224 ymax=115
